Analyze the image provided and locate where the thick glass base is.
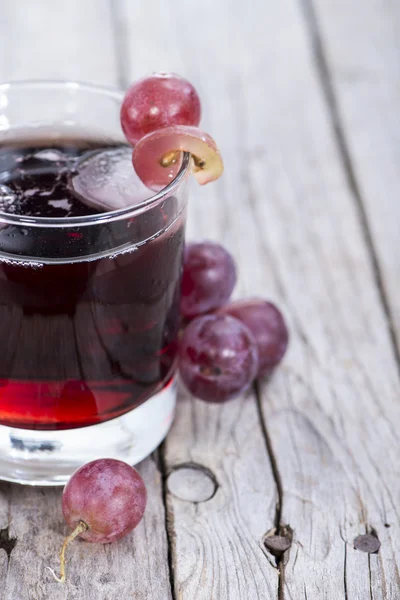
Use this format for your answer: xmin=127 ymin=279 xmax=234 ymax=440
xmin=0 ymin=378 xmax=176 ymax=486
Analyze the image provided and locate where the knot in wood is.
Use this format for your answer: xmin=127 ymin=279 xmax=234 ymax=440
xmin=263 ymin=525 xmax=293 ymax=563
xmin=167 ymin=463 xmax=218 ymax=502
xmin=264 ymin=535 xmax=292 ymax=557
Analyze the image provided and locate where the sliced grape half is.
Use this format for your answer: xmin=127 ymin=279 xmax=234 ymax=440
xmin=132 ymin=125 xmax=224 ymax=189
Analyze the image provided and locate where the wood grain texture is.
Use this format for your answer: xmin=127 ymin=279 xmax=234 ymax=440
xmin=309 ymin=0 xmax=400 ymax=351
xmin=308 ymin=1 xmax=400 ymax=597
xmin=0 ymin=0 xmax=399 ymax=598
xmin=164 ymin=389 xmax=279 ymax=600
xmin=118 ymin=2 xmax=281 ymax=597
xmin=0 ymin=2 xmax=172 ymax=599
xmin=239 ymin=0 xmax=400 ymax=597
xmin=0 ymin=0 xmax=117 ymax=84
xmin=0 ymin=459 xmax=171 ymax=600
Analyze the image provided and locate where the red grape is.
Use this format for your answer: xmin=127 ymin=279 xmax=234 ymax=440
xmin=50 ymin=458 xmax=147 ymax=583
xmin=121 ymin=73 xmax=201 ymax=145
xmin=179 ymin=314 xmax=259 ymax=403
xmin=181 ymin=242 xmax=237 ymax=318
xmin=132 ymin=125 xmax=223 ymax=189
xmin=218 ymin=299 xmax=289 ymax=376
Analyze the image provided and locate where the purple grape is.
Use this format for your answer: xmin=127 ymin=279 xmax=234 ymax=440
xmin=51 ymin=459 xmax=147 ymax=583
xmin=218 ymin=299 xmax=289 ymax=376
xmin=179 ymin=314 xmax=259 ymax=403
xmin=181 ymin=242 xmax=237 ymax=318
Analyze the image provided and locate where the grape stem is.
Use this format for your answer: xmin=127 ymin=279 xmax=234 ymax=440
xmin=48 ymin=520 xmax=89 ymax=584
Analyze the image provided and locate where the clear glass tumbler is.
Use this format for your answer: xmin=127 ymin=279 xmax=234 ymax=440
xmin=0 ymin=81 xmax=189 ymax=485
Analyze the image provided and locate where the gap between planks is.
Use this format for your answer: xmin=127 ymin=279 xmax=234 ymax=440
xmin=255 ymin=380 xmax=286 ymax=600
xmin=300 ymin=0 xmax=400 ymax=377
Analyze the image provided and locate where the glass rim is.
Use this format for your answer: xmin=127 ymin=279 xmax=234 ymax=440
xmin=0 ymin=80 xmax=190 ymax=228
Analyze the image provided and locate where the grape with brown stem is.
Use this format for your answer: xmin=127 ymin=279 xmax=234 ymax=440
xmin=49 ymin=458 xmax=147 ymax=583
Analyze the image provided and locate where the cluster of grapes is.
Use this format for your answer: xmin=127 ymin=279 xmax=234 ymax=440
xmin=120 ymin=72 xmax=289 ymax=402
xmin=179 ymin=242 xmax=288 ymax=403
xmin=50 ymin=73 xmax=288 ymax=584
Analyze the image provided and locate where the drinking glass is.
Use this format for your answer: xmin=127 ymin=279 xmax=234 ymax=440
xmin=0 ymin=81 xmax=189 ymax=484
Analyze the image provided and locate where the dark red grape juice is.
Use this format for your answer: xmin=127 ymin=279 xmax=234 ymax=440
xmin=0 ymin=136 xmax=186 ymax=430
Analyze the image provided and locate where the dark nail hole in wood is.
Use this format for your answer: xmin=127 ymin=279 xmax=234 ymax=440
xmin=263 ymin=525 xmax=293 ymax=562
xmin=384 ymin=523 xmax=390 ymax=528
xmin=167 ymin=462 xmax=218 ymax=503
xmin=0 ymin=527 xmax=17 ymax=558
xmin=354 ymin=532 xmax=381 ymax=554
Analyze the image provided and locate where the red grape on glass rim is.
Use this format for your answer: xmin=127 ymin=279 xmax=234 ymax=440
xmin=179 ymin=314 xmax=259 ymax=403
xmin=121 ymin=72 xmax=201 ymax=145
xmin=49 ymin=458 xmax=147 ymax=584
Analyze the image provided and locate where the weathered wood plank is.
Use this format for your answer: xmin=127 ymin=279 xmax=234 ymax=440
xmin=310 ymin=0 xmax=400 ymax=351
xmin=0 ymin=0 xmax=117 ymax=84
xmin=308 ymin=1 xmax=400 ymax=597
xmin=232 ymin=0 xmax=400 ymax=597
xmin=0 ymin=2 xmax=173 ymax=599
xmin=164 ymin=390 xmax=279 ymax=600
xmin=118 ymin=1 xmax=281 ymax=598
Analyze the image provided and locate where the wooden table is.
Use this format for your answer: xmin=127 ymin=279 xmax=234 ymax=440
xmin=1 ymin=0 xmax=399 ymax=598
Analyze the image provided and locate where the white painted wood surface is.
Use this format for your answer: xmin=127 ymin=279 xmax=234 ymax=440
xmin=311 ymin=0 xmax=400 ymax=351
xmin=0 ymin=0 xmax=117 ymax=84
xmin=239 ymin=0 xmax=400 ymax=597
xmin=0 ymin=0 xmax=399 ymax=598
